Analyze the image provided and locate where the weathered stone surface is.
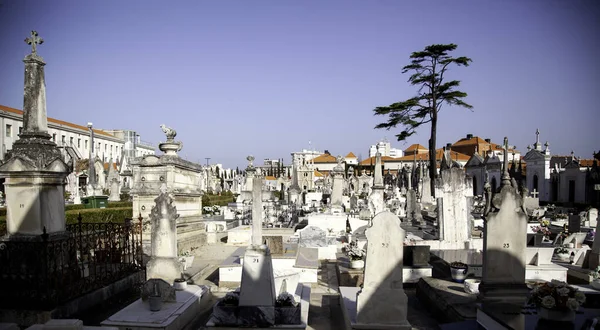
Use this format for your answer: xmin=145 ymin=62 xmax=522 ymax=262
xmin=356 ymin=211 xmax=410 ymax=328
xmin=264 ymin=236 xmax=284 ymax=255
xmin=146 ymin=184 xmax=182 ymax=284
xmin=251 ymin=176 xmax=263 ymax=246
xmin=238 ymin=245 xmax=276 ymax=308
xmin=298 ymin=226 xmax=327 ymax=248
xmin=238 ymin=306 xmax=275 ymax=327
xmin=480 ymin=138 xmax=528 ymax=304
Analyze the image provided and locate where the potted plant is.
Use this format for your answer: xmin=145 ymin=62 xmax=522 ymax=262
xmin=532 ymin=225 xmax=552 ymax=242
xmin=212 ymin=292 xmax=239 ymax=326
xmin=450 ymin=261 xmax=469 ymax=283
xmin=591 ymin=266 xmax=600 ymax=290
xmin=275 ymin=292 xmax=301 ymax=324
xmin=345 ymin=242 xmax=365 ymax=269
xmin=554 ymin=247 xmax=570 ymax=262
xmin=528 ymin=280 xmax=586 ymax=322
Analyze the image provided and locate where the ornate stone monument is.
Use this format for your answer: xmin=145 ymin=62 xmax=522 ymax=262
xmin=158 ymin=124 xmax=182 ymax=156
xmin=0 ymin=31 xmax=71 ymax=237
xmin=131 ymin=125 xmax=203 ymax=256
xmin=145 ymin=184 xmax=183 ymax=284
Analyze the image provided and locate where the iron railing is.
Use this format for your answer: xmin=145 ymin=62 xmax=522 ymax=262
xmin=0 ymin=214 xmax=145 ymax=309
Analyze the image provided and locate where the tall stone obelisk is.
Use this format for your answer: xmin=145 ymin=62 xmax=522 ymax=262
xmin=0 ymin=31 xmax=71 ymax=238
xmin=238 ymin=159 xmax=276 ymax=326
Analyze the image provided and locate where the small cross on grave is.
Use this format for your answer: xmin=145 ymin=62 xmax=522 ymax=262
xmin=25 ymin=31 xmax=44 ymax=54
xmin=531 ymin=189 xmax=539 ymax=198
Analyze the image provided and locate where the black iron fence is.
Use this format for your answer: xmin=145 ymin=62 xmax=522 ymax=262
xmin=0 ymin=215 xmax=145 ymax=310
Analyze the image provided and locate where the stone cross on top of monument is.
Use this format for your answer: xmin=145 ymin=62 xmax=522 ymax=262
xmin=25 ymin=31 xmax=44 ymax=55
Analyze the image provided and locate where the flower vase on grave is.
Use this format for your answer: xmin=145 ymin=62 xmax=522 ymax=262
xmin=450 ymin=262 xmax=469 ymax=283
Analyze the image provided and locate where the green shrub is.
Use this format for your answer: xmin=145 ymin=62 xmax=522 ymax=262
xmin=65 ymin=204 xmax=87 ymax=211
xmin=65 ymin=207 xmax=133 ymax=224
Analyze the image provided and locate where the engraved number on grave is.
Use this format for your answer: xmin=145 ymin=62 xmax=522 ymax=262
xmin=253 ymin=258 xmax=259 ymax=263
xmin=503 ymin=243 xmax=510 ymax=248
xmin=19 ymin=204 xmax=24 ymax=208
xmin=381 ymin=243 xmax=389 ymax=248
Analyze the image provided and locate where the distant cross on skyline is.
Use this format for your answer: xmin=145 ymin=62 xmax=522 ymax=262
xmin=25 ymin=30 xmax=43 ymax=54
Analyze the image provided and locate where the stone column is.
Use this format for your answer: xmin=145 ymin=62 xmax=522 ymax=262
xmin=368 ymin=151 xmax=385 ymax=216
xmin=0 ymin=31 xmax=70 ymax=238
xmin=251 ymin=175 xmax=263 ymax=246
xmin=330 ymin=155 xmax=345 ymax=212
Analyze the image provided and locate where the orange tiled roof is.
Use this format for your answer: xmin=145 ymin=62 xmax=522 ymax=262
xmin=580 ymin=159 xmax=599 ymax=167
xmin=452 ymin=136 xmax=488 ymax=147
xmin=358 ymin=155 xmax=397 ymax=165
xmin=405 ymin=144 xmax=427 ymax=152
xmin=392 ymin=148 xmax=470 ymax=162
xmin=314 ymin=170 xmax=326 ymax=177
xmin=345 ymin=152 xmax=357 ymax=158
xmin=265 ymin=175 xmax=277 ymax=180
xmin=312 ymin=153 xmax=337 ymax=163
xmin=0 ymin=104 xmax=115 ymax=138
xmin=452 ymin=136 xmax=518 ymax=154
xmin=103 ymin=162 xmax=118 ymax=171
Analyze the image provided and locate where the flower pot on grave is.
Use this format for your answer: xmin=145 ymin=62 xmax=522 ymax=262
xmin=148 ymin=295 xmax=162 ymax=312
xmin=450 ymin=265 xmax=469 ymax=283
xmin=591 ymin=279 xmax=600 ymax=290
xmin=275 ymin=306 xmax=301 ymax=325
xmin=537 ymin=307 xmax=576 ymax=323
xmin=350 ymin=259 xmax=364 ymax=269
xmin=173 ymin=279 xmax=187 ymax=290
xmin=463 ymin=279 xmax=480 ymax=295
xmin=556 ymin=253 xmax=570 ymax=262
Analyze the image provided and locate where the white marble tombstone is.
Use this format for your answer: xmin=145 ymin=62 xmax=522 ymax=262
xmin=146 ymin=184 xmax=182 ymax=284
xmin=480 ymin=153 xmax=528 ymax=304
xmin=238 ymin=175 xmax=276 ymax=326
xmin=355 ymin=211 xmax=411 ymax=329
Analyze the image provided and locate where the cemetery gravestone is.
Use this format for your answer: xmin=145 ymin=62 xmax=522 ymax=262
xmin=355 ymin=211 xmax=411 ymax=329
xmin=145 ymin=184 xmax=182 ymax=284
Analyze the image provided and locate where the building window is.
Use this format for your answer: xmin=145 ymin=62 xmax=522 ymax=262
xmin=18 ymin=127 xmax=23 ymax=135
xmin=5 ymin=124 xmax=11 ymax=137
xmin=78 ymin=138 xmax=81 ymax=148
xmin=61 ymin=135 xmax=66 ymax=143
xmin=85 ymin=140 xmax=88 ymax=149
xmin=52 ymin=133 xmax=56 ymax=141
xmin=70 ymin=137 xmax=74 ymax=145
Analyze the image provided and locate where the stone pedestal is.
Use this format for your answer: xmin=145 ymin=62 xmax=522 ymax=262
xmin=2 ymin=173 xmax=68 ymax=235
xmin=238 ymin=245 xmax=277 ymax=326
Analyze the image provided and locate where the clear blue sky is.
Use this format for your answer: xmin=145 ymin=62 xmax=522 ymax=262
xmin=0 ymin=0 xmax=598 ymax=169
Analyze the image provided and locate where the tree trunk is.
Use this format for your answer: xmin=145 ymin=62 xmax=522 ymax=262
xmin=429 ymin=110 xmax=437 ymax=198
